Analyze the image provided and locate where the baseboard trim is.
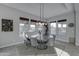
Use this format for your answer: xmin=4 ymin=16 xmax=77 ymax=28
xmin=0 ymin=41 xmax=24 ymax=48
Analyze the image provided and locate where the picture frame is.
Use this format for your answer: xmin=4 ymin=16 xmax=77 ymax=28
xmin=2 ymin=19 xmax=13 ymax=32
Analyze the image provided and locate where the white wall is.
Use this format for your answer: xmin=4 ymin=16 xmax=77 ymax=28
xmin=0 ymin=4 xmax=40 ymax=48
xmin=75 ymin=4 xmax=79 ymax=46
xmin=0 ymin=4 xmax=77 ymax=48
xmin=48 ymin=11 xmax=75 ymax=43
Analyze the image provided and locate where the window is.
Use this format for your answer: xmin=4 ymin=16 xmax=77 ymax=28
xmin=36 ymin=22 xmax=44 ymax=31
xmin=50 ymin=23 xmax=56 ymax=34
xmin=19 ymin=23 xmax=25 ymax=37
xmin=58 ymin=24 xmax=62 ymax=28
xmin=58 ymin=23 xmax=67 ymax=35
xmin=63 ymin=24 xmax=67 ymax=28
xmin=62 ymin=24 xmax=67 ymax=33
xmin=29 ymin=24 xmax=35 ymax=32
xmin=51 ymin=23 xmax=56 ymax=28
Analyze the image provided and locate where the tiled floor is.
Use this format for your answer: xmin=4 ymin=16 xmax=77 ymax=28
xmin=0 ymin=40 xmax=79 ymax=56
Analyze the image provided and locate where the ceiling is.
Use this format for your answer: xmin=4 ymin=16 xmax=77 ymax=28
xmin=2 ymin=3 xmax=73 ymax=20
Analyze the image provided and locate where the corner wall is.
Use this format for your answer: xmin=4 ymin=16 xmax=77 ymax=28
xmin=75 ymin=4 xmax=79 ymax=46
xmin=48 ymin=11 xmax=75 ymax=43
xmin=0 ymin=4 xmax=40 ymax=48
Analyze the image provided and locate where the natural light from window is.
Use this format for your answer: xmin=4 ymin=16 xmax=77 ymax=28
xmin=19 ymin=23 xmax=25 ymax=37
xmin=51 ymin=23 xmax=56 ymax=28
xmin=58 ymin=24 xmax=62 ymax=28
xmin=50 ymin=23 xmax=56 ymax=34
xmin=29 ymin=24 xmax=35 ymax=32
xmin=63 ymin=24 xmax=67 ymax=28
